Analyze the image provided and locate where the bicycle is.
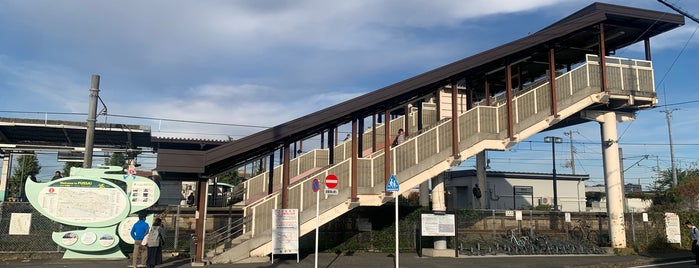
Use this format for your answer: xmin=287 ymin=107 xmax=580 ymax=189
xmin=505 ymin=228 xmax=534 ymax=254
xmin=570 ymin=218 xmax=599 ymax=245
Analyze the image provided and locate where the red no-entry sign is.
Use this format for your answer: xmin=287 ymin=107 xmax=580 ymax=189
xmin=325 ymin=174 xmax=338 ymax=189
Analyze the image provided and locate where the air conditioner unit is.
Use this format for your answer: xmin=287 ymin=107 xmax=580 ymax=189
xmin=540 ymin=197 xmax=551 ymax=205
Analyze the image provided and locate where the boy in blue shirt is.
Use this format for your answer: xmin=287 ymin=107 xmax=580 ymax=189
xmin=131 ymin=214 xmax=150 ymax=268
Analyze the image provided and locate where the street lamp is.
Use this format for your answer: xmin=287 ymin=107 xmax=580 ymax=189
xmin=544 ymin=136 xmax=563 ymax=211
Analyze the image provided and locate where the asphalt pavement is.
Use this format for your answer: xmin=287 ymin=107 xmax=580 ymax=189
xmin=0 ymin=251 xmax=695 ymax=268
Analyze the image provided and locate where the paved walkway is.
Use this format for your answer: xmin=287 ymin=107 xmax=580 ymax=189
xmin=0 ymin=251 xmax=693 ymax=268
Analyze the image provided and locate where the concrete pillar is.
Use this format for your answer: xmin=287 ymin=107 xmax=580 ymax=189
xmin=431 ymin=175 xmax=447 ymax=249
xmin=419 ymin=181 xmax=429 ymax=207
xmin=582 ymin=110 xmax=634 ymax=249
xmin=600 ymin=111 xmax=626 ymax=248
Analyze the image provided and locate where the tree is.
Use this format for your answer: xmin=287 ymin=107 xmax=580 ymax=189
xmin=217 ymin=169 xmax=242 ymax=186
xmin=675 ymin=177 xmax=699 ymax=210
xmin=62 ymin=162 xmax=83 ymax=177
xmin=9 ymin=154 xmax=41 ymax=200
xmin=650 ymin=167 xmax=699 ymax=210
xmin=104 ymin=152 xmax=126 ymax=167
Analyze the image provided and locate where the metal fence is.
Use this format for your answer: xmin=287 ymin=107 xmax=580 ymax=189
xmin=0 ymin=201 xmax=683 ymax=256
xmin=313 ymin=207 xmax=678 ymax=255
xmin=0 ymin=202 xmax=74 ymax=252
xmin=0 ymin=202 xmax=239 ymax=255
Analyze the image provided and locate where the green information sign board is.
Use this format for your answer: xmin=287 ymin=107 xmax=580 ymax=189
xmin=25 ymin=165 xmax=160 ymax=259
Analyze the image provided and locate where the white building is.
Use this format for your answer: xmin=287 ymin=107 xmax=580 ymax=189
xmin=585 ymin=185 xmax=652 ymax=212
xmin=443 ymin=169 xmax=588 ymax=212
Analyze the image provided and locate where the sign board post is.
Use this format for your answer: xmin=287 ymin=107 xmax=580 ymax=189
xmin=386 ymin=174 xmax=399 ymax=268
xmin=420 ymin=212 xmax=457 ymax=256
xmin=272 ymin=209 xmax=299 ymax=263
xmin=512 ymin=185 xmax=533 ymax=210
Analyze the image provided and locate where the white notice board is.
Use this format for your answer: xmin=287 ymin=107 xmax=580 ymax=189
xmin=272 ymin=209 xmax=299 ymax=254
xmin=421 ymin=214 xmax=456 ymax=237
xmin=9 ymin=213 xmax=32 ymax=235
xmin=664 ymin=212 xmax=681 ymax=244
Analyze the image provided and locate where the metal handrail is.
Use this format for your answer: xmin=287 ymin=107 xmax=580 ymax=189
xmin=205 ymin=215 xmax=252 ymax=255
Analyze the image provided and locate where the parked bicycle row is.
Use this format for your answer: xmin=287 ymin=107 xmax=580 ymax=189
xmin=459 ymin=229 xmax=607 ymax=256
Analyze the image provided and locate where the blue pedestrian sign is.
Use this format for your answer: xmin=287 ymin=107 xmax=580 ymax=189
xmin=386 ymin=174 xmax=399 ymax=192
xmin=312 ymin=178 xmax=320 ymax=192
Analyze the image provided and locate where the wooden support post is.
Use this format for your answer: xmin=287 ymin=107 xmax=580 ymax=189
xmin=451 ymin=82 xmax=460 ymax=158
xmin=505 ymin=63 xmax=514 ymax=139
xmin=484 ymin=80 xmax=491 ymax=106
xmin=328 ymin=129 xmax=334 ymax=165
xmin=320 ymin=130 xmax=325 ymax=149
xmin=644 ymin=38 xmax=651 ymax=61
xmin=549 ymin=46 xmax=558 ymax=115
xmin=268 ymin=153 xmax=275 ymax=194
xmin=384 ymin=110 xmax=391 ymax=187
xmin=282 ymin=143 xmax=290 ymax=208
xmin=599 ymin=23 xmax=608 ymax=92
xmin=193 ymin=176 xmax=208 ymax=264
xmin=351 ymin=119 xmax=358 ymax=200
xmin=372 ymin=114 xmax=377 ymax=153
xmin=358 ymin=118 xmax=364 ymax=157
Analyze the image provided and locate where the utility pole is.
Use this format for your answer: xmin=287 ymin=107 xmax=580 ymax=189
xmin=83 ymin=74 xmax=100 ymax=168
xmin=564 ymin=130 xmax=576 ymax=174
xmin=618 ymin=147 xmax=627 ymax=213
xmin=655 ymin=155 xmax=662 ymax=186
xmin=657 ymin=0 xmax=697 ymax=187
xmin=663 ymin=109 xmax=678 ymax=187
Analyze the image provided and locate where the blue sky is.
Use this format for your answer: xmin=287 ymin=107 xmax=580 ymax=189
xmin=0 ymin=0 xmax=698 ymax=188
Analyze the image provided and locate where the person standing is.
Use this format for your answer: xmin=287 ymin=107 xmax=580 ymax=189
xmin=687 ymin=221 xmax=699 ymax=265
xmin=51 ymin=171 xmax=62 ymax=181
xmin=146 ymin=218 xmax=164 ymax=268
xmin=131 ymin=214 xmax=150 ymax=268
xmin=391 ymin=129 xmax=405 ymax=147
xmin=186 ymin=192 xmax=195 ymax=207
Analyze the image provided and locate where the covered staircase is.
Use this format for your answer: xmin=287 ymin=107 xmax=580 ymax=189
xmin=210 ymin=55 xmax=656 ymax=263
xmin=152 ymin=3 xmax=683 ymax=263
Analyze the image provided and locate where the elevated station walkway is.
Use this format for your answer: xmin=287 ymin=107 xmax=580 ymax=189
xmin=147 ymin=3 xmax=683 ymax=264
xmin=210 ymin=55 xmax=657 ymax=263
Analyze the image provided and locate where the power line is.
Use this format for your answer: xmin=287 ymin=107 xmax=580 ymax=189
xmin=656 ymin=99 xmax=699 ymax=108
xmin=107 ymin=113 xmax=271 ymax=129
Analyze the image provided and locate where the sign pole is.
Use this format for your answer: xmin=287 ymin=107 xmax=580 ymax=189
xmin=314 ymin=183 xmax=319 ymax=268
xmin=395 ymin=193 xmax=399 ymax=268
xmin=311 ymin=178 xmax=320 ymax=268
xmin=387 ymin=174 xmax=399 ymax=268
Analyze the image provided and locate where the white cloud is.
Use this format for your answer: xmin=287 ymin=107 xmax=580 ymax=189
xmin=125 ymin=82 xmax=364 ymax=139
xmin=0 ymin=57 xmax=87 ymax=114
xmin=0 ymin=1 xmax=569 ymax=65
